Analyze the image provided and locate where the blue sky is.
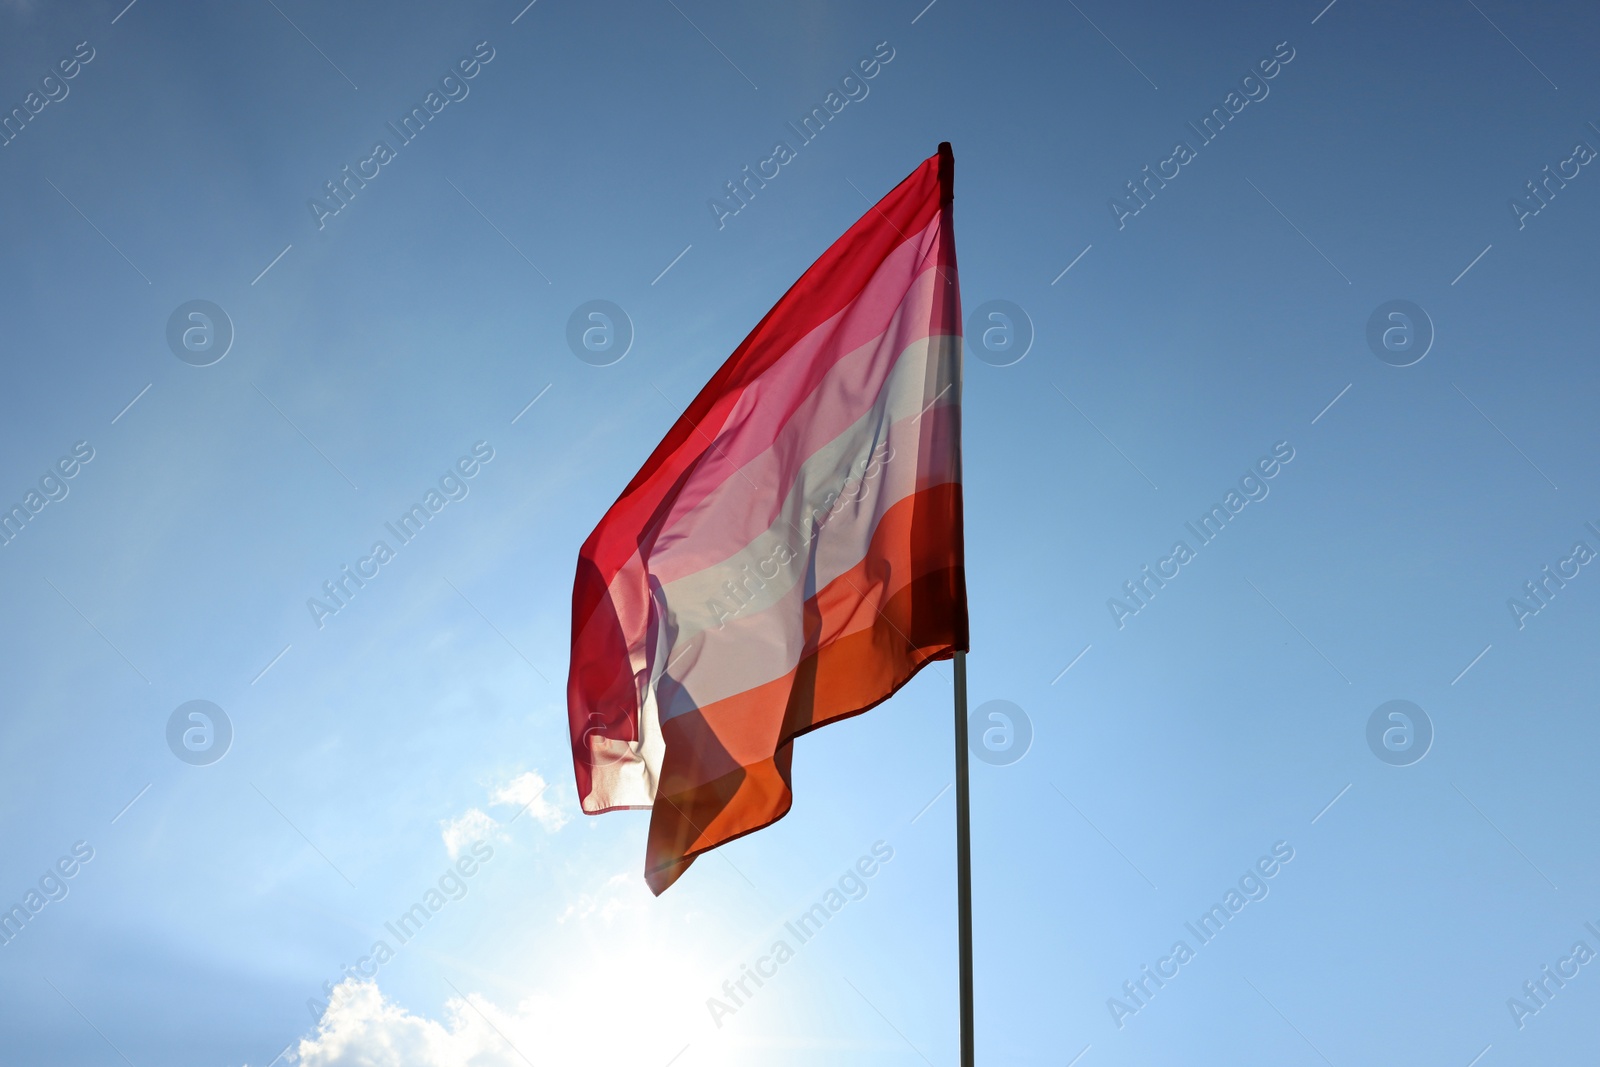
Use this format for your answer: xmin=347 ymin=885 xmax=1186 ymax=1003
xmin=2 ymin=0 xmax=1599 ymax=1064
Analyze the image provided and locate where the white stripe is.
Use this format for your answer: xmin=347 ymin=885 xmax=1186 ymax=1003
xmin=650 ymin=259 xmax=950 ymax=578
xmin=651 ymin=339 xmax=959 ymax=720
xmin=658 ymin=335 xmax=954 ymax=624
xmin=652 ymin=304 xmax=956 ymax=584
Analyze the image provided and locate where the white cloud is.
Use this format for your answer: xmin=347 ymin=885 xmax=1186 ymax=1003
xmin=489 ymin=769 xmax=569 ymax=832
xmin=285 ymin=977 xmax=708 ymax=1067
xmin=438 ymin=769 xmax=567 ymax=860
xmin=438 ymin=808 xmax=499 ymax=860
xmin=558 ymin=871 xmax=649 ymax=925
xmin=287 ymin=981 xmax=490 ymax=1067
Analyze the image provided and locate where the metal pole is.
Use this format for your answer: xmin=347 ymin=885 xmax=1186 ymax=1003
xmin=952 ymin=650 xmax=975 ymax=1065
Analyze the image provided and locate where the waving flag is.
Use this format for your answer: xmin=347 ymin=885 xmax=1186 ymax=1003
xmin=568 ymin=144 xmax=966 ymax=894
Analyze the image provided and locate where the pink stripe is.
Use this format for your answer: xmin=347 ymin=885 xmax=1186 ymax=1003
xmin=570 ymin=389 xmax=960 ymax=666
xmin=647 ymin=270 xmax=952 ymax=581
xmin=650 ymin=332 xmax=956 ymax=585
xmin=655 ymin=212 xmax=949 ymax=523
xmin=655 ymin=407 xmax=960 ymax=718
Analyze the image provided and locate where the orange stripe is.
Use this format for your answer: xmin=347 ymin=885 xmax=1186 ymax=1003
xmin=660 ymin=480 xmax=964 ymax=773
xmin=643 ymin=486 xmax=966 ymax=894
xmin=646 ymin=570 xmax=964 ymax=893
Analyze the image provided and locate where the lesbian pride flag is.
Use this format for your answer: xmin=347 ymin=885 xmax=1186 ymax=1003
xmin=568 ymin=144 xmax=967 ymax=894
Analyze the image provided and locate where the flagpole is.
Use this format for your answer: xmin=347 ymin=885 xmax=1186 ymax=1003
xmin=952 ymin=650 xmax=975 ymax=1065
xmin=939 ymin=139 xmax=974 ymax=1065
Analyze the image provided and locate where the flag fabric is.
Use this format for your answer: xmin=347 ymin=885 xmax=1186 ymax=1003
xmin=567 ymin=143 xmax=967 ymax=894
